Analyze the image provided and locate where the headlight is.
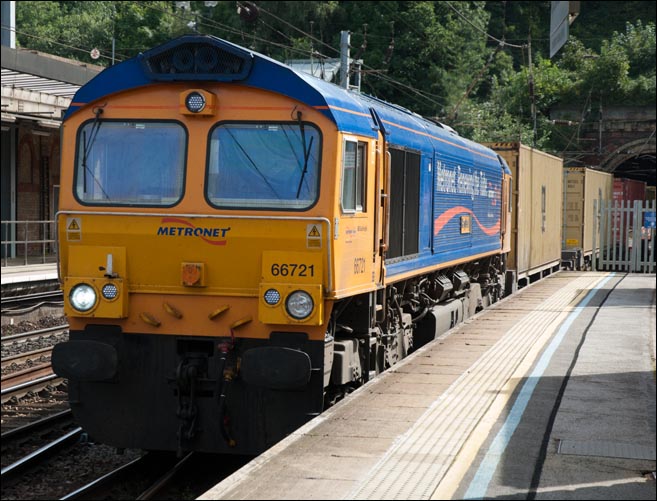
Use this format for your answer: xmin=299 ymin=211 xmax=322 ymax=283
xmin=69 ymin=283 xmax=97 ymax=312
xmin=285 ymin=290 xmax=314 ymax=320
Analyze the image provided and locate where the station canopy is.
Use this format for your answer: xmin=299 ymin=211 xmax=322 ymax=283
xmin=1 ymin=45 xmax=103 ymax=126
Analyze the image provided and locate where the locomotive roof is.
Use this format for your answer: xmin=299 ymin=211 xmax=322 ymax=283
xmin=64 ymin=34 xmax=509 ymax=171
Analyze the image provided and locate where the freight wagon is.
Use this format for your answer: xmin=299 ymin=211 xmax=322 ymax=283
xmin=561 ymin=167 xmax=613 ymax=270
xmin=611 ymin=177 xmax=647 ymax=246
xmin=485 ymin=142 xmax=563 ymax=290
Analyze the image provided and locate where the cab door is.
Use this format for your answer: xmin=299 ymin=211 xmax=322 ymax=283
xmin=373 ymin=131 xmax=386 ymax=287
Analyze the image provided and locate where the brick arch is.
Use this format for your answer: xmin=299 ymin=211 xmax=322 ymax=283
xmin=600 ymin=137 xmax=656 ymax=173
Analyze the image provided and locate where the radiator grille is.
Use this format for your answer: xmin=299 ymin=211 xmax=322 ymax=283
xmin=141 ymin=39 xmax=252 ymax=81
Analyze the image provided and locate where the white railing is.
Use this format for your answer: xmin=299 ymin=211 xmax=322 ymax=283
xmin=593 ymin=200 xmax=656 ymax=273
xmin=1 ymin=220 xmax=57 ymax=267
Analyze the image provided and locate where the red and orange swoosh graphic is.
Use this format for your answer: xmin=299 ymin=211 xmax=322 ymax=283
xmin=434 ymin=206 xmax=500 ymax=237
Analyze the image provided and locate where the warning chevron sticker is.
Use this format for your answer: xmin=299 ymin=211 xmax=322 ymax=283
xmin=306 ymin=224 xmax=322 ymax=249
xmin=67 ymin=217 xmax=82 ymax=241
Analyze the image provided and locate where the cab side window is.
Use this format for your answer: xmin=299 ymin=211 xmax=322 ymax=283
xmin=341 ymin=139 xmax=367 ymax=213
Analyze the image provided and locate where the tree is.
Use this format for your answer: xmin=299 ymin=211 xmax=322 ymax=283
xmin=15 ymin=1 xmax=178 ymax=64
xmin=13 ymin=0 xmax=656 ymax=152
xmin=570 ymin=1 xmax=656 ymax=52
xmin=553 ymin=21 xmax=656 ymax=106
xmin=336 ymin=1 xmax=493 ymax=117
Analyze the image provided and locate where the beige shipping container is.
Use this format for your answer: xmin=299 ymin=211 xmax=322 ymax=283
xmin=562 ymin=167 xmax=613 ymax=268
xmin=485 ymin=142 xmax=563 ymax=283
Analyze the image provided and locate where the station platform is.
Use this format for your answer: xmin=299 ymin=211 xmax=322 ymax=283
xmin=199 ymin=271 xmax=656 ymax=500
xmin=1 ymin=263 xmax=58 ymax=286
xmin=1 ymin=263 xmax=59 ymax=299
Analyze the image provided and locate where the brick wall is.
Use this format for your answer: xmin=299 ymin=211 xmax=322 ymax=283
xmin=14 ymin=126 xmax=60 ymax=257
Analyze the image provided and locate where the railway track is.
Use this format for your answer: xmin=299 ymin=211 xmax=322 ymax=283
xmin=2 ymin=346 xmax=53 ymax=368
xmin=4 ymin=437 xmax=249 ymax=501
xmin=2 ymin=323 xmax=69 ymax=345
xmin=1 ymin=314 xmax=70 ymax=448
xmin=61 ymin=452 xmax=193 ymax=500
xmin=1 ymin=408 xmax=73 ymax=442
xmin=1 ymin=323 xmax=69 ymax=403
xmin=1 ymin=427 xmax=84 ymax=481
xmin=1 ymin=324 xmax=68 ymax=368
xmin=0 ymin=294 xmax=249 ymax=499
xmin=1 ymin=362 xmax=63 ymax=403
xmin=1 ymin=290 xmax=63 ymax=314
xmin=60 ymin=450 xmax=252 ymax=500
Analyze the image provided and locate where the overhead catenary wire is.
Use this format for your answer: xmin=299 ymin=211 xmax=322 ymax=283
xmin=183 ymin=2 xmax=452 ymax=111
xmin=444 ymin=1 xmax=526 ymax=50
xmin=249 ymin=2 xmax=341 ymax=58
xmin=254 ymin=2 xmax=448 ymax=109
xmin=10 ymin=2 xmax=530 ymax=122
xmin=143 ymin=2 xmax=331 ymax=61
xmin=3 ymin=24 xmax=129 ymax=63
xmin=9 ymin=2 xmax=450 ymax=113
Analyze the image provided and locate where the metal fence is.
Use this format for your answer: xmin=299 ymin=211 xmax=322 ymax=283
xmin=593 ymin=200 xmax=656 ymax=273
xmin=1 ymin=220 xmax=57 ymax=267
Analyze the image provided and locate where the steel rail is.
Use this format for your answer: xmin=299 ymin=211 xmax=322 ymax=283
xmin=60 ymin=455 xmax=149 ymax=500
xmin=2 ymin=346 xmax=52 ymax=369
xmin=60 ymin=452 xmax=194 ymax=500
xmin=1 ymin=372 xmax=62 ymax=403
xmin=136 ymin=452 xmax=195 ymax=500
xmin=1 ymin=427 xmax=83 ymax=481
xmin=1 ymin=290 xmax=63 ymax=307
xmin=1 ymin=324 xmax=69 ymax=343
xmin=1 ymin=361 xmax=54 ymax=386
xmin=1 ymin=409 xmax=73 ymax=442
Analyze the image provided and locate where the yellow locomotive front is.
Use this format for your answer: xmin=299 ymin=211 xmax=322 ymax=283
xmin=53 ymin=70 xmax=355 ymax=453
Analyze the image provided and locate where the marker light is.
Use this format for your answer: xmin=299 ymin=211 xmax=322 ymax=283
xmin=101 ymin=283 xmax=119 ymax=300
xmin=264 ymin=288 xmax=281 ymax=306
xmin=185 ymin=91 xmax=206 ymax=113
xmin=70 ymin=283 xmax=97 ymax=312
xmin=285 ymin=290 xmax=314 ymax=320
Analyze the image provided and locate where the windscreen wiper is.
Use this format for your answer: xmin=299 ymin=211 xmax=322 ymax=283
xmin=296 ymin=112 xmax=314 ymax=199
xmin=81 ymin=106 xmax=111 ymax=199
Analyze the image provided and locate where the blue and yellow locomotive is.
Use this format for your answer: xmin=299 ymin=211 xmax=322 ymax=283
xmin=53 ymin=35 xmax=512 ymax=455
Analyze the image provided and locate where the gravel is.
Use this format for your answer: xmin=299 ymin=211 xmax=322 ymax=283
xmin=1 ymin=315 xmax=67 ymax=338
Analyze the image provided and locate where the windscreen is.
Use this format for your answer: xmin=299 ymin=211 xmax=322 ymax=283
xmin=206 ymin=123 xmax=320 ymax=210
xmin=75 ymin=121 xmax=186 ymax=206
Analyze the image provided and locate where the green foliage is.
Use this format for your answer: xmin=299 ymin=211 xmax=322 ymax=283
xmin=13 ymin=1 xmax=656 ymax=152
xmin=15 ymin=1 xmax=178 ymax=63
xmin=112 ymin=2 xmax=182 ymax=59
xmin=461 ymin=19 xmax=656 ymax=152
xmin=553 ymin=21 xmax=656 ymax=106
xmin=570 ymin=1 xmax=656 ymax=52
